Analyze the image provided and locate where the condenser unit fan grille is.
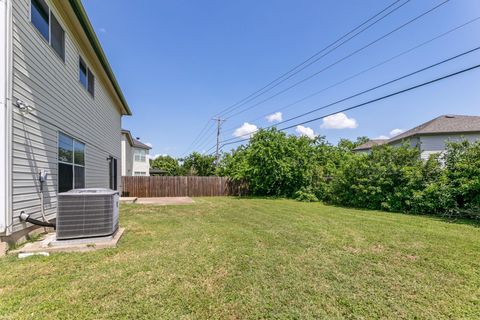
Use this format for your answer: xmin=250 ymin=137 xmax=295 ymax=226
xmin=57 ymin=189 xmax=119 ymax=240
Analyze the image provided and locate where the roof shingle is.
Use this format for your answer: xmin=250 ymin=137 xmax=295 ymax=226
xmin=353 ymin=115 xmax=480 ymax=151
xmin=388 ymin=114 xmax=480 ymax=143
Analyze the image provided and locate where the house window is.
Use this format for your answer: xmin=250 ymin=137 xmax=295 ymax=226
xmin=31 ymin=0 xmax=65 ymax=60
xmin=134 ymin=149 xmax=146 ymax=162
xmin=79 ymin=57 xmax=95 ymax=96
xmin=134 ymin=172 xmax=147 ymax=176
xmin=58 ymin=133 xmax=85 ymax=193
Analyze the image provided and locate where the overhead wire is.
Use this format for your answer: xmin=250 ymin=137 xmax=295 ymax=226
xmin=222 ymin=16 xmax=480 ymax=133
xmin=216 ymin=62 xmax=480 ymax=149
xmin=222 ymin=0 xmax=450 ymax=120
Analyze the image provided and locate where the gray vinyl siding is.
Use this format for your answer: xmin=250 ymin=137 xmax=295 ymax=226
xmin=9 ymin=0 xmax=122 ymax=233
xmin=389 ymin=136 xmax=420 ymax=149
xmin=419 ymin=133 xmax=480 ymax=160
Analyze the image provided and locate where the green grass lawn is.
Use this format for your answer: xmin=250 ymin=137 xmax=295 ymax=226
xmin=1 ymin=198 xmax=479 ymax=319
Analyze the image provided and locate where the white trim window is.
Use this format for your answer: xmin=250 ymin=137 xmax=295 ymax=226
xmin=30 ymin=0 xmax=65 ymax=61
xmin=79 ymin=56 xmax=95 ymax=97
xmin=134 ymin=172 xmax=147 ymax=176
xmin=134 ymin=149 xmax=146 ymax=162
xmin=58 ymin=132 xmax=85 ymax=192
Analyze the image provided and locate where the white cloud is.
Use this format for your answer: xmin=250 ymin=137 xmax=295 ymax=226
xmin=320 ymin=112 xmax=358 ymax=129
xmin=266 ymin=112 xmax=282 ymax=123
xmin=374 ymin=128 xmax=405 ymax=140
xmin=233 ymin=122 xmax=258 ymax=138
xmin=295 ymin=125 xmax=316 ymax=139
xmin=99 ymin=28 xmax=107 ymax=34
xmin=145 ymin=142 xmax=153 ymax=148
xmin=389 ymin=128 xmax=404 ymax=137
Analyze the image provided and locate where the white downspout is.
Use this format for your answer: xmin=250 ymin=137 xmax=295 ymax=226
xmin=0 ymin=0 xmax=12 ymax=235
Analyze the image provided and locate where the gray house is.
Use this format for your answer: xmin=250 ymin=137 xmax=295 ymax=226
xmin=0 ymin=0 xmax=132 ymax=240
xmin=354 ymin=115 xmax=480 ymax=159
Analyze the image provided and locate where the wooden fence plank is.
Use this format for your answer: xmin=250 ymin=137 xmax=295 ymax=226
xmin=121 ymin=176 xmax=247 ymax=197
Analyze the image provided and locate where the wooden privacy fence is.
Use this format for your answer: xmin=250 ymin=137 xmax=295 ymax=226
xmin=121 ymin=176 xmax=248 ymax=197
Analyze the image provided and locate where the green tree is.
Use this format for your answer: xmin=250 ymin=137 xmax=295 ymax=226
xmin=337 ymin=136 xmax=369 ymax=151
xmin=330 ymin=143 xmax=424 ymax=212
xmin=150 ymin=155 xmax=183 ymax=175
xmin=442 ymin=140 xmax=480 ymax=218
xmin=223 ymin=128 xmax=320 ymax=197
xmin=181 ymin=152 xmax=216 ymax=176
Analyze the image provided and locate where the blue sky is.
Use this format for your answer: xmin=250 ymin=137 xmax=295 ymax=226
xmin=83 ymin=0 xmax=480 ymax=158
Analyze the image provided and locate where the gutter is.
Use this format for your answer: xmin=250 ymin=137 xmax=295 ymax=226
xmin=68 ymin=0 xmax=132 ymax=116
xmin=0 ymin=0 xmax=12 ymax=235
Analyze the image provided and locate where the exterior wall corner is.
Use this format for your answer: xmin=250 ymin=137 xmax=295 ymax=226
xmin=0 ymin=0 xmax=13 ymax=235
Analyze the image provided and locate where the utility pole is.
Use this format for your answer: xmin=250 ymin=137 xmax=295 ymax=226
xmin=212 ymin=117 xmax=225 ymax=166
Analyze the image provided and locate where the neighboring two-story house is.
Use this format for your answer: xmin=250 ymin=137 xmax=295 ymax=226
xmin=353 ymin=115 xmax=480 ymax=159
xmin=121 ymin=129 xmax=151 ymax=176
xmin=1 ymin=0 xmax=132 ymax=240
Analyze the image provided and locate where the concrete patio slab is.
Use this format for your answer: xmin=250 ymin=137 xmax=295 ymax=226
xmin=0 ymin=242 xmax=8 ymax=257
xmin=120 ymin=197 xmax=138 ymax=204
xmin=135 ymin=197 xmax=195 ymax=205
xmin=9 ymin=228 xmax=125 ymax=255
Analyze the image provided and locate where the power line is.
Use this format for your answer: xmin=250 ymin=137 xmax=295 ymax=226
xmin=218 ymin=62 xmax=480 ymax=149
xmin=222 ymin=0 xmax=450 ymax=120
xmin=221 ymin=45 xmax=480 ymax=143
xmin=217 ymin=0 xmax=411 ymax=118
xmin=194 ymin=124 xmax=218 ymax=153
xmin=186 ymin=0 xmax=407 ymax=154
xmin=223 ymin=16 xmax=480 ymax=133
xmin=192 ymin=122 xmax=216 ymax=150
xmin=181 ymin=120 xmax=214 ymax=157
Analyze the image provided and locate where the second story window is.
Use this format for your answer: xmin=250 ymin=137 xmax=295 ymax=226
xmin=134 ymin=150 xmax=146 ymax=162
xmin=79 ymin=57 xmax=95 ymax=97
xmin=31 ymin=0 xmax=65 ymax=61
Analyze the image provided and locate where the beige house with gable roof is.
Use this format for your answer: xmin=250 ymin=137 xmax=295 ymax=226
xmin=354 ymin=115 xmax=480 ymax=159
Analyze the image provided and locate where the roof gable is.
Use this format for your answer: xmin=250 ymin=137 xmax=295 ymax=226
xmin=353 ymin=139 xmax=388 ymax=151
xmin=122 ymin=130 xmax=151 ymax=150
xmin=389 ymin=115 xmax=480 ymax=143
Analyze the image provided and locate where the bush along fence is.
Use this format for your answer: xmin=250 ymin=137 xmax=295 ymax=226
xmin=217 ymin=128 xmax=480 ymax=220
xmin=121 ymin=176 xmax=249 ymax=197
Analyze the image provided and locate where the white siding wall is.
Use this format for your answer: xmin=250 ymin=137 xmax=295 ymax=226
xmin=419 ymin=133 xmax=480 ymax=160
xmin=132 ymin=147 xmax=150 ymax=176
xmin=9 ymin=0 xmax=123 ymax=233
xmin=121 ymin=133 xmax=133 ymax=176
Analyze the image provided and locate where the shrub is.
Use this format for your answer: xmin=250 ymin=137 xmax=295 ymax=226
xmin=220 ymin=128 xmax=321 ymax=197
xmin=219 ymin=131 xmax=480 ymax=220
xmin=294 ymin=187 xmax=319 ymax=202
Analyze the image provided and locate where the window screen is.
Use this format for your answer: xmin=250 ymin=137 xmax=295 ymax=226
xmin=87 ymin=69 xmax=95 ymax=96
xmin=79 ymin=58 xmax=88 ymax=88
xmin=50 ymin=13 xmax=65 ymax=60
xmin=31 ymin=0 xmax=65 ymax=61
xmin=79 ymin=57 xmax=95 ymax=97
